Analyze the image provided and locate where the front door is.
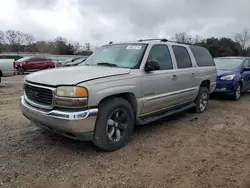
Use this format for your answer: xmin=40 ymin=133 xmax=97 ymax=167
xmin=140 ymin=44 xmax=179 ymax=115
xmin=242 ymin=59 xmax=250 ymax=90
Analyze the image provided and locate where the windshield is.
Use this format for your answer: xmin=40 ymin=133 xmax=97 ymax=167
xmin=16 ymin=57 xmax=31 ymax=62
xmin=80 ymin=43 xmax=147 ymax=68
xmin=214 ymin=58 xmax=243 ymax=70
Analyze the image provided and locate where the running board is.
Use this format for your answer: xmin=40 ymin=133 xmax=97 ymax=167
xmin=136 ymin=102 xmax=195 ymax=125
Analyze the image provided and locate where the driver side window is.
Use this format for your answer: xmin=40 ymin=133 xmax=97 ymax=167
xmin=243 ymin=59 xmax=250 ymax=68
xmin=147 ymin=44 xmax=173 ymax=70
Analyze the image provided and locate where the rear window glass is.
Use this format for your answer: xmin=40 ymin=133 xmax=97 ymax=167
xmin=190 ymin=45 xmax=215 ymax=66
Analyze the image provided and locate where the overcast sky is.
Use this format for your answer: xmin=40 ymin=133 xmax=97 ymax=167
xmin=0 ymin=0 xmax=249 ymax=45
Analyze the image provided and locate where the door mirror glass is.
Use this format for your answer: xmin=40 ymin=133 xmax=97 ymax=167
xmin=145 ymin=60 xmax=160 ymax=72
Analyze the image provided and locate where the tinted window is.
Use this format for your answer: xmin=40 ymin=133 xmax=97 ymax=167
xmin=147 ymin=45 xmax=173 ymax=70
xmin=172 ymin=46 xmax=192 ymax=69
xmin=190 ymin=45 xmax=215 ymax=66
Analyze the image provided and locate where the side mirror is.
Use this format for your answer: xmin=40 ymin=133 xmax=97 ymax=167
xmin=145 ymin=60 xmax=160 ymax=72
xmin=243 ymin=67 xmax=250 ymax=72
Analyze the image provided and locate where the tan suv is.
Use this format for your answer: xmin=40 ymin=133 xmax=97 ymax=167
xmin=20 ymin=39 xmax=217 ymax=151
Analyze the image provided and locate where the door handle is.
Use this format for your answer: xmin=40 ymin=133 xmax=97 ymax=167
xmin=192 ymin=73 xmax=195 ymax=77
xmin=172 ymin=75 xmax=177 ymax=80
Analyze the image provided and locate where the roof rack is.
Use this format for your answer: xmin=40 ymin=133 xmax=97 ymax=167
xmin=137 ymin=38 xmax=191 ymax=45
xmin=138 ymin=38 xmax=168 ymax=42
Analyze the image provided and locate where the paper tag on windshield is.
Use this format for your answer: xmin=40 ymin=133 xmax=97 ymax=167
xmin=126 ymin=45 xmax=142 ymax=50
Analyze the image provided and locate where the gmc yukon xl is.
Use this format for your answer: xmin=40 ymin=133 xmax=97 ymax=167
xmin=20 ymin=39 xmax=217 ymax=151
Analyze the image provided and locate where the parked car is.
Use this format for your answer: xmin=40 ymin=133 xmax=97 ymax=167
xmin=14 ymin=56 xmax=55 ymax=74
xmin=20 ymin=39 xmax=217 ymax=151
xmin=0 ymin=59 xmax=15 ymax=83
xmin=57 ymin=57 xmax=82 ymax=67
xmin=63 ymin=58 xmax=87 ymax=67
xmin=214 ymin=56 xmax=250 ymax=100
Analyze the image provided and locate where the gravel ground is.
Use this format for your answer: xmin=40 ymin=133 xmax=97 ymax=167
xmin=1 ymin=75 xmax=250 ymax=188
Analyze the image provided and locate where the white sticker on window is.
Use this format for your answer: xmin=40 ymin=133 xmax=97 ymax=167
xmin=126 ymin=46 xmax=142 ymax=50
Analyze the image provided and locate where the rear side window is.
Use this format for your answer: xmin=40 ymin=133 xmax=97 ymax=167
xmin=172 ymin=46 xmax=192 ymax=69
xmin=190 ymin=45 xmax=215 ymax=66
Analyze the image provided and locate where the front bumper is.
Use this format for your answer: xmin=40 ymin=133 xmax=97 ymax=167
xmin=20 ymin=95 xmax=98 ymax=141
xmin=214 ymin=80 xmax=235 ymax=94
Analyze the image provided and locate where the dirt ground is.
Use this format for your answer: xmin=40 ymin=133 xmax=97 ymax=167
xmin=0 ymin=75 xmax=250 ymax=188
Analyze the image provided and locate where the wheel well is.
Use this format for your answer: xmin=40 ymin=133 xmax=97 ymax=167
xmin=200 ymin=80 xmax=210 ymax=90
xmin=99 ymin=93 xmax=137 ymax=114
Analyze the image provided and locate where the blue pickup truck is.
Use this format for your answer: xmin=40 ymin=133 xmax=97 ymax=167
xmin=214 ymin=56 xmax=250 ymax=100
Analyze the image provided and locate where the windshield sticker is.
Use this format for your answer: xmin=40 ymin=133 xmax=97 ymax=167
xmin=126 ymin=46 xmax=142 ymax=50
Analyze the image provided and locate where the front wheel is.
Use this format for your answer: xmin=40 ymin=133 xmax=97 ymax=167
xmin=232 ymin=83 xmax=241 ymax=101
xmin=16 ymin=67 xmax=24 ymax=74
xmin=93 ymin=98 xmax=135 ymax=151
xmin=193 ymin=86 xmax=209 ymax=113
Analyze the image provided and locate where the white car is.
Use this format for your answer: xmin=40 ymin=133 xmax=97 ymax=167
xmin=0 ymin=59 xmax=15 ymax=83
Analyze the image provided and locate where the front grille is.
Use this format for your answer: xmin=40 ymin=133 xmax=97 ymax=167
xmin=216 ymin=83 xmax=226 ymax=89
xmin=25 ymin=84 xmax=53 ymax=106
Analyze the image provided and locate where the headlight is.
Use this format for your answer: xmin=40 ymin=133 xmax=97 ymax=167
xmin=220 ymin=74 xmax=236 ymax=80
xmin=55 ymin=86 xmax=88 ymax=108
xmin=56 ymin=86 xmax=88 ymax=97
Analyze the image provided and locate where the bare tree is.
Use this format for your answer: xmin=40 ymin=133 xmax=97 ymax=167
xmin=0 ymin=30 xmax=5 ymax=44
xmin=172 ymin=32 xmax=193 ymax=44
xmin=192 ymin=34 xmax=202 ymax=44
xmin=84 ymin=43 xmax=91 ymax=51
xmin=6 ymin=30 xmax=25 ymax=51
xmin=24 ymin=33 xmax=35 ymax=45
xmin=234 ymin=28 xmax=250 ymax=51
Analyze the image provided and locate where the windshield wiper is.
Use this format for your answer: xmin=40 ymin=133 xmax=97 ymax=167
xmin=97 ymin=62 xmax=118 ymax=67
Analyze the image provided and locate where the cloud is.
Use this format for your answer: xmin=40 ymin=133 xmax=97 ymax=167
xmin=0 ymin=0 xmax=249 ymax=46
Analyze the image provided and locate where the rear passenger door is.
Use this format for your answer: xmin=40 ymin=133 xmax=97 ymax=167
xmin=140 ymin=44 xmax=179 ymax=114
xmin=171 ymin=45 xmax=197 ymax=104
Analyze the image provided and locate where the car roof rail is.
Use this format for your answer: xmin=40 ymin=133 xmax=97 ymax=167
xmin=138 ymin=38 xmax=168 ymax=42
xmin=137 ymin=38 xmax=191 ymax=45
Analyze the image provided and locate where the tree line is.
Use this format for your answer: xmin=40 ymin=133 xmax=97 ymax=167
xmin=0 ymin=30 xmax=93 ymax=56
xmin=171 ymin=28 xmax=250 ymax=57
xmin=0 ymin=28 xmax=250 ymax=57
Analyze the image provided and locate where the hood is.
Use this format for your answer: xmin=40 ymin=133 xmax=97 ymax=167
xmin=216 ymin=69 xmax=240 ymax=77
xmin=25 ymin=66 xmax=131 ymax=86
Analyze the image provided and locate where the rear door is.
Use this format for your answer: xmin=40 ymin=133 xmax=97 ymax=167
xmin=170 ymin=45 xmax=197 ymax=104
xmin=140 ymin=44 xmax=179 ymax=114
xmin=242 ymin=59 xmax=250 ymax=90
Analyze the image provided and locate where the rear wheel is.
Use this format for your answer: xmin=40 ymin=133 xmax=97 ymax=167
xmin=93 ymin=98 xmax=135 ymax=151
xmin=232 ymin=83 xmax=241 ymax=101
xmin=193 ymin=86 xmax=209 ymax=113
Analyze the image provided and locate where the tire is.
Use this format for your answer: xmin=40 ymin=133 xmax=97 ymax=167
xmin=17 ymin=67 xmax=24 ymax=74
xmin=193 ymin=86 xmax=209 ymax=113
xmin=93 ymin=98 xmax=135 ymax=151
xmin=232 ymin=83 xmax=241 ymax=101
